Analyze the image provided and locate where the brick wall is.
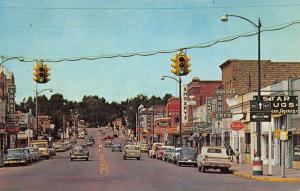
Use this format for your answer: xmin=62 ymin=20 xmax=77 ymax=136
xmin=220 ymin=60 xmax=300 ymax=95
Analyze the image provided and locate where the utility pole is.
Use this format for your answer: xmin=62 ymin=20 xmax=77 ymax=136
xmin=63 ymin=114 xmax=65 ymax=142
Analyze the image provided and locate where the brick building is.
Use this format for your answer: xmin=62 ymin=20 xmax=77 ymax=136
xmin=220 ymin=59 xmax=300 ymax=95
xmin=187 ymin=77 xmax=222 ymax=124
xmin=0 ymin=66 xmax=16 ymax=154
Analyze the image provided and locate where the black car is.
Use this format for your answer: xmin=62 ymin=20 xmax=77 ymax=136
xmin=4 ymin=148 xmax=32 ymax=166
xmin=176 ymin=147 xmax=197 ymax=167
xmin=85 ymin=138 xmax=94 ymax=147
xmin=87 ymin=136 xmax=95 ymax=144
xmin=112 ymin=143 xmax=122 ymax=152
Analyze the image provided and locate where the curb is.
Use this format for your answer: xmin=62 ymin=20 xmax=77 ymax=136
xmin=233 ymin=171 xmax=300 ymax=183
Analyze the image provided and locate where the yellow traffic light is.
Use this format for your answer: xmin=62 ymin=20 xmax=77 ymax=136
xmin=171 ymin=55 xmax=179 ymax=75
xmin=43 ymin=64 xmax=51 ymax=83
xmin=170 ymin=51 xmax=191 ymax=76
xmin=33 ymin=60 xmax=50 ymax=83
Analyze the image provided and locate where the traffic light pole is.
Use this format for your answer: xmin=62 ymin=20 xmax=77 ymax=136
xmin=35 ymin=83 xmax=38 ymax=139
xmin=179 ymin=76 xmax=182 ymax=147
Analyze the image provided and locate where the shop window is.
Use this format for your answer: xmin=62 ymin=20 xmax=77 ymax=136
xmin=245 ymin=132 xmax=251 ymax=153
xmin=293 ymin=135 xmax=300 ymax=161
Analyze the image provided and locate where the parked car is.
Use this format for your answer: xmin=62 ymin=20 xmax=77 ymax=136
xmin=123 ymin=145 xmax=141 ymax=160
xmin=138 ymin=143 xmax=148 ymax=153
xmin=162 ymin=146 xmax=175 ymax=161
xmin=176 ymin=147 xmax=197 ymax=166
xmin=4 ymin=148 xmax=32 ymax=166
xmin=166 ymin=147 xmax=176 ymax=162
xmin=169 ymin=148 xmax=182 ymax=164
xmin=112 ymin=143 xmax=122 ymax=152
xmin=197 ymin=146 xmax=232 ymax=173
xmin=104 ymin=140 xmax=113 ymax=147
xmin=53 ymin=142 xmax=66 ymax=152
xmin=0 ymin=153 xmax=4 ymax=167
xmin=70 ymin=145 xmax=89 ymax=161
xmin=30 ymin=140 xmax=50 ymax=159
xmin=27 ymin=147 xmax=41 ymax=161
xmin=149 ymin=143 xmax=163 ymax=158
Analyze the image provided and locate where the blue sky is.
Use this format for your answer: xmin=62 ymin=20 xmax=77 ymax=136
xmin=1 ymin=0 xmax=300 ymax=103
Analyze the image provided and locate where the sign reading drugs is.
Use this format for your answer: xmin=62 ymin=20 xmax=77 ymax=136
xmin=254 ymin=96 xmax=298 ymax=114
xmin=181 ymin=84 xmax=188 ymax=124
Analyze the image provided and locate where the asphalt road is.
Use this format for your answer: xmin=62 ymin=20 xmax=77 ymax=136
xmin=0 ymin=128 xmax=299 ymax=191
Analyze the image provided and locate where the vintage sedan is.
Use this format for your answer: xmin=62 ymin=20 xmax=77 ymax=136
xmin=0 ymin=154 xmax=3 ymax=167
xmin=138 ymin=143 xmax=148 ymax=153
xmin=112 ymin=143 xmax=122 ymax=152
xmin=104 ymin=140 xmax=113 ymax=147
xmin=162 ymin=146 xmax=175 ymax=161
xmin=4 ymin=148 xmax=32 ymax=166
xmin=177 ymin=147 xmax=197 ymax=166
xmin=197 ymin=146 xmax=232 ymax=173
xmin=53 ymin=142 xmax=66 ymax=152
xmin=123 ymin=145 xmax=141 ymax=160
xmin=70 ymin=145 xmax=89 ymax=161
xmin=169 ymin=148 xmax=182 ymax=164
xmin=85 ymin=138 xmax=95 ymax=146
xmin=27 ymin=147 xmax=41 ymax=161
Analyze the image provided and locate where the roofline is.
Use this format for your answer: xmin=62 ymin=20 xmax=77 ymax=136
xmin=219 ymin=59 xmax=272 ymax=69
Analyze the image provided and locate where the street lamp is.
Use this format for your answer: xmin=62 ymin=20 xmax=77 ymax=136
xmin=137 ymin=104 xmax=144 ymax=143
xmin=221 ymin=14 xmax=262 ymax=175
xmin=35 ymin=87 xmax=53 ymax=138
xmin=161 ymin=75 xmax=182 ymax=146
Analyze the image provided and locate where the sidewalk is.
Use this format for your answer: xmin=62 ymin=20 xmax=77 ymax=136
xmin=231 ymin=163 xmax=300 ymax=183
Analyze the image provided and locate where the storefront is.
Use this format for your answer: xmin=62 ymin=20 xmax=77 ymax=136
xmin=292 ymin=131 xmax=300 ymax=168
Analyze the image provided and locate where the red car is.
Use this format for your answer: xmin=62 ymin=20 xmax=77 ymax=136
xmin=102 ymin=135 xmax=113 ymax=140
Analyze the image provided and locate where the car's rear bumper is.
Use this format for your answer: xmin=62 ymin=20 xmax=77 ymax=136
xmin=202 ymin=162 xmax=232 ymax=168
xmin=70 ymin=155 xmax=88 ymax=159
xmin=178 ymin=160 xmax=197 ymax=164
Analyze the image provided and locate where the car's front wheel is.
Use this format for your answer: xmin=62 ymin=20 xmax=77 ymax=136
xmin=137 ymin=157 xmax=141 ymax=160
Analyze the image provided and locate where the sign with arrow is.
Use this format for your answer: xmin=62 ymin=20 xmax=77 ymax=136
xmin=250 ymin=100 xmax=271 ymax=122
xmin=250 ymin=112 xmax=271 ymax=122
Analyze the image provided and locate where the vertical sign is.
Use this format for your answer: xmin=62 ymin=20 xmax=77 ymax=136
xmin=7 ymin=85 xmax=16 ymax=114
xmin=206 ymin=97 xmax=212 ymax=124
xmin=216 ymin=94 xmax=223 ymax=119
xmin=181 ymin=84 xmax=188 ymax=124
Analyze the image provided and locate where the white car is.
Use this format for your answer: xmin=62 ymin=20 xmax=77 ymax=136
xmin=169 ymin=148 xmax=182 ymax=164
xmin=197 ymin=146 xmax=232 ymax=173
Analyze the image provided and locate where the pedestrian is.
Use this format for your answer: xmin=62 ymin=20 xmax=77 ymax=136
xmin=226 ymin=146 xmax=235 ymax=158
xmin=235 ymin=149 xmax=240 ymax=164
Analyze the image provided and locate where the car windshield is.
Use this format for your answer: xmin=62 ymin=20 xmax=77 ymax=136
xmin=32 ymin=143 xmax=47 ymax=148
xmin=29 ymin=148 xmax=37 ymax=152
xmin=207 ymin=148 xmax=222 ymax=154
xmin=181 ymin=148 xmax=197 ymax=156
xmin=7 ymin=149 xmax=23 ymax=154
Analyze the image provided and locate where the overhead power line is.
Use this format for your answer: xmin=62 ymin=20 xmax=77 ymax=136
xmin=1 ymin=4 xmax=300 ymax=10
xmin=1 ymin=20 xmax=300 ymax=64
